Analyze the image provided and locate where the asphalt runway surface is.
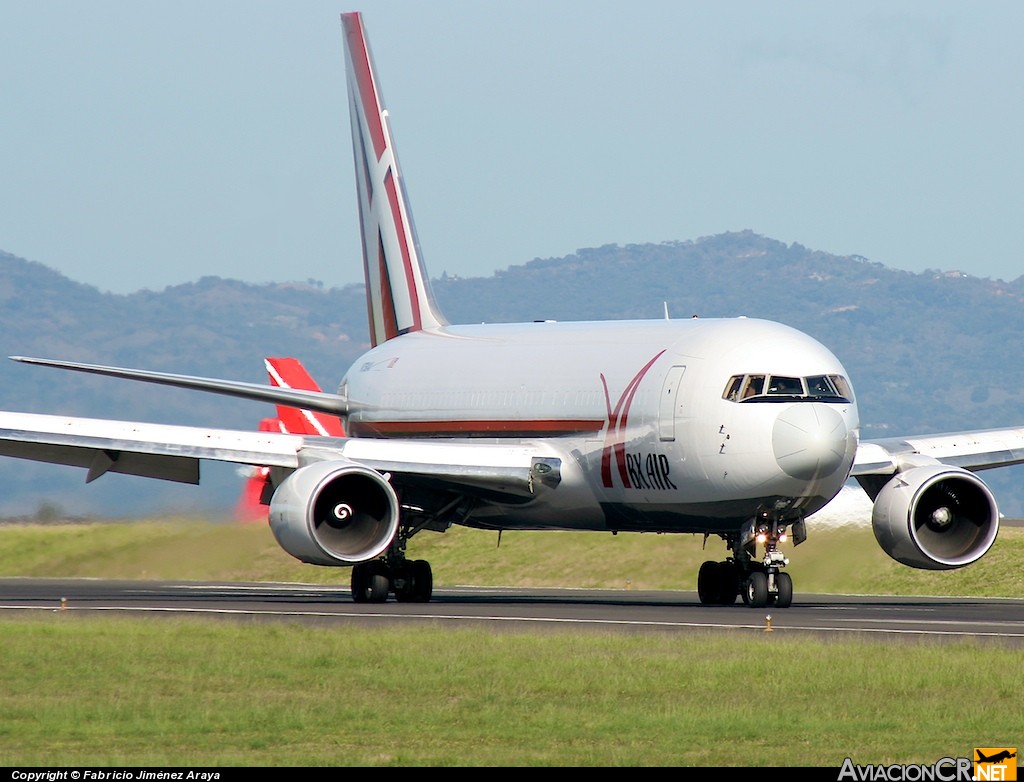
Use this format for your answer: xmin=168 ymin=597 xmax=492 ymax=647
xmin=1 ymin=577 xmax=1023 ymax=645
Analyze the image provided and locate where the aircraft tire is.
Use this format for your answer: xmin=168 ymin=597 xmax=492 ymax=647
xmin=697 ymin=560 xmax=720 ymax=605
xmin=350 ymin=563 xmax=369 ymax=603
xmin=745 ymin=572 xmax=768 ymax=608
xmin=716 ymin=561 xmax=740 ymax=604
xmin=410 ymin=559 xmax=433 ymax=602
xmin=362 ymin=561 xmax=391 ymax=603
xmin=774 ymin=572 xmax=793 ymax=608
xmin=395 ymin=559 xmax=433 ymax=603
xmin=366 ymin=573 xmax=390 ymax=603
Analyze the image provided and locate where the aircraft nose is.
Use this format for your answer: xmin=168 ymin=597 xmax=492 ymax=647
xmin=772 ymin=404 xmax=849 ymax=480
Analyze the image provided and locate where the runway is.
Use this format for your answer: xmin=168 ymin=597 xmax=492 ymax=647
xmin=1 ymin=578 xmax=1023 ymax=645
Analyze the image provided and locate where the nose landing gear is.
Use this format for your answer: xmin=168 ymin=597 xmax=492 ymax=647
xmin=697 ymin=518 xmax=797 ymax=608
xmin=742 ymin=568 xmax=792 ymax=609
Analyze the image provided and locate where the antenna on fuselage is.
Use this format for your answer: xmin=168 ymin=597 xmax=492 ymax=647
xmin=663 ymin=301 xmax=670 ymax=320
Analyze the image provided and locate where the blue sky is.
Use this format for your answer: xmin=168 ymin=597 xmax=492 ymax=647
xmin=2 ymin=1 xmax=1022 ymax=294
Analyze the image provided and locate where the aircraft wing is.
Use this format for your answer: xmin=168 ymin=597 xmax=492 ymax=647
xmin=0 ymin=411 xmax=557 ymax=499
xmin=0 ymin=411 xmax=304 ymax=484
xmin=853 ymin=427 xmax=1024 ymax=476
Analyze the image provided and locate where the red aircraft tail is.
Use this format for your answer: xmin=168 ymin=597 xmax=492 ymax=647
xmin=234 ymin=358 xmax=345 ymax=522
xmin=263 ymin=357 xmax=345 ymax=437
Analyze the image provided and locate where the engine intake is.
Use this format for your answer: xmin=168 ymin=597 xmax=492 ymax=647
xmin=871 ymin=464 xmax=999 ymax=570
xmin=268 ymin=460 xmax=400 ymax=566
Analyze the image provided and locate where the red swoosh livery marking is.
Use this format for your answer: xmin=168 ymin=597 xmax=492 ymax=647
xmin=342 ymin=14 xmax=386 ymax=161
xmin=600 ymin=351 xmax=666 ymax=489
xmin=383 ymin=169 xmax=422 ymax=335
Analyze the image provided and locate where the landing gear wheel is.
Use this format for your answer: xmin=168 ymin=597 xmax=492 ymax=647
xmin=716 ymin=561 xmax=739 ymax=605
xmin=395 ymin=559 xmax=433 ymax=603
xmin=745 ymin=572 xmax=768 ymax=608
xmin=697 ymin=560 xmax=720 ymax=605
xmin=350 ymin=563 xmax=369 ymax=603
xmin=352 ymin=561 xmax=390 ymax=603
xmin=409 ymin=559 xmax=433 ymax=602
xmin=774 ymin=572 xmax=793 ymax=608
xmin=365 ymin=562 xmax=390 ymax=603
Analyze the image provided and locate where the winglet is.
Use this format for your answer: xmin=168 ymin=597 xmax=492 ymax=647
xmin=341 ymin=11 xmax=447 ymax=346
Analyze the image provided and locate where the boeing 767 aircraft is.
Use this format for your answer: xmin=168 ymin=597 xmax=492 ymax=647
xmin=0 ymin=12 xmax=1017 ymax=607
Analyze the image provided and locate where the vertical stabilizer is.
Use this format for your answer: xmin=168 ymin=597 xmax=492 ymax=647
xmin=263 ymin=357 xmax=345 ymax=437
xmin=341 ymin=12 xmax=447 ymax=346
xmin=234 ymin=418 xmax=279 ymax=523
xmin=235 ymin=357 xmax=345 ymax=523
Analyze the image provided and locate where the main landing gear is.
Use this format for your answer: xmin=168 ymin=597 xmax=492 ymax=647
xmin=697 ymin=517 xmax=801 ymax=608
xmin=351 ymin=555 xmax=433 ymax=603
xmin=350 ymin=506 xmax=435 ymax=604
xmin=349 ymin=488 xmax=476 ymax=603
xmin=350 ymin=499 xmax=445 ymax=604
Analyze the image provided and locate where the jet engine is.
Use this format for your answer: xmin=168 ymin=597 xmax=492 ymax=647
xmin=871 ymin=464 xmax=999 ymax=570
xmin=268 ymin=460 xmax=400 ymax=566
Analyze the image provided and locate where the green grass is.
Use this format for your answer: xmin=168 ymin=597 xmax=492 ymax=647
xmin=0 ymin=517 xmax=1021 ymax=766
xmin=1 ymin=615 xmax=1020 ymax=766
xmin=2 ymin=516 xmax=1022 ymax=598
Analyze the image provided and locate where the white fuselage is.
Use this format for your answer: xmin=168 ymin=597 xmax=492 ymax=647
xmin=338 ymin=316 xmax=860 ymax=533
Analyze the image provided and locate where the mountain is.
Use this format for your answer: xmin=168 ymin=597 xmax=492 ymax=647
xmin=2 ymin=231 xmax=1023 ymax=517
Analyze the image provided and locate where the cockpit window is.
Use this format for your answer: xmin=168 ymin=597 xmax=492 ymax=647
xmin=806 ymin=375 xmax=835 ymax=397
xmin=724 ymin=375 xmax=744 ymax=402
xmin=767 ymin=376 xmax=802 ymax=395
xmin=742 ymin=375 xmax=764 ymax=399
xmin=724 ymin=374 xmax=765 ymax=401
xmin=722 ymin=373 xmax=852 ymax=403
xmin=829 ymin=375 xmax=853 ymax=400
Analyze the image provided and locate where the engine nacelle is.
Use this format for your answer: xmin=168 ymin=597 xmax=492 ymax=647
xmin=268 ymin=460 xmax=400 ymax=566
xmin=871 ymin=465 xmax=999 ymax=570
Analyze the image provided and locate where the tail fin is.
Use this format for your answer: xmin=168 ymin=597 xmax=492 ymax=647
xmin=234 ymin=358 xmax=345 ymax=522
xmin=263 ymin=357 xmax=345 ymax=437
xmin=234 ymin=418 xmax=279 ymax=523
xmin=341 ymin=11 xmax=447 ymax=347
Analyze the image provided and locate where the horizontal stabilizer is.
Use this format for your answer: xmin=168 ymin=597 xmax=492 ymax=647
xmin=10 ymin=356 xmax=351 ymax=417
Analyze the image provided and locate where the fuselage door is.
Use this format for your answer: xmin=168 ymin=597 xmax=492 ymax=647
xmin=658 ymin=365 xmax=687 ymax=442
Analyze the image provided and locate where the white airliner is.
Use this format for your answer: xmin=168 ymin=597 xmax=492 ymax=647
xmin=0 ymin=11 xmax=1017 ymax=608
